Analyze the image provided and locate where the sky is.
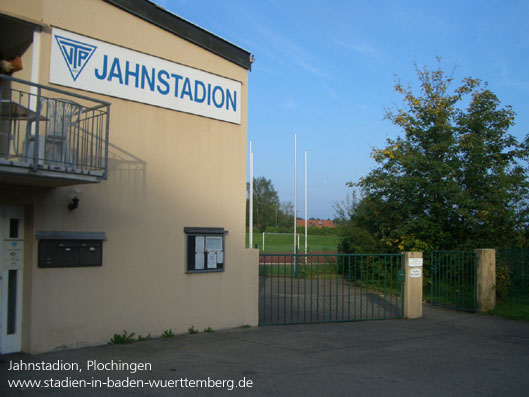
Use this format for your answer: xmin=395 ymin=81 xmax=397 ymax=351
xmin=156 ymin=0 xmax=529 ymax=220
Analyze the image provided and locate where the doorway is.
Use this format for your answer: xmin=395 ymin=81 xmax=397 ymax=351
xmin=0 ymin=205 xmax=24 ymax=354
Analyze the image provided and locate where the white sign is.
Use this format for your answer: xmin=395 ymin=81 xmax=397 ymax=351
xmin=410 ymin=268 xmax=422 ymax=278
xmin=409 ymin=258 xmax=423 ymax=267
xmin=50 ymin=28 xmax=242 ymax=124
xmin=3 ymin=241 xmax=23 ymax=270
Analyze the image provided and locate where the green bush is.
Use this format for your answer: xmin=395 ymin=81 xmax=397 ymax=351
xmin=109 ymin=330 xmax=135 ymax=344
xmin=496 ymin=262 xmax=511 ymax=300
xmin=338 ymin=226 xmax=378 ymax=254
xmin=162 ymin=329 xmax=174 ymax=338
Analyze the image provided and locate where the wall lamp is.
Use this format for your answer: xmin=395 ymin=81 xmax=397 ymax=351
xmin=68 ymin=189 xmax=81 ymax=211
xmin=68 ymin=196 xmax=79 ymax=211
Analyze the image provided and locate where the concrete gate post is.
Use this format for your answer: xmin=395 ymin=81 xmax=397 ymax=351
xmin=402 ymin=251 xmax=423 ymax=319
xmin=475 ymin=249 xmax=496 ymax=312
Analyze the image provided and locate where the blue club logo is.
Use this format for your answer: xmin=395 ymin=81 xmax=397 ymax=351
xmin=55 ymin=35 xmax=97 ymax=81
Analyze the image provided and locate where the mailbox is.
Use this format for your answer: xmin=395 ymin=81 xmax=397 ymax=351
xmin=36 ymin=232 xmax=105 ymax=268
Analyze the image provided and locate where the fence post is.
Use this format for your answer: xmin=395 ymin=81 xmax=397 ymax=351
xmin=402 ymin=251 xmax=423 ymax=319
xmin=475 ymin=249 xmax=496 ymax=312
xmin=294 ymin=245 xmax=299 ymax=278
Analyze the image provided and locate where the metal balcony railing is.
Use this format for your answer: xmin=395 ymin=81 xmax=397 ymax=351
xmin=0 ymin=74 xmax=110 ymax=182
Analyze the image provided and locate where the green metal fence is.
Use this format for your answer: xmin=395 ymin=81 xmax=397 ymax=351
xmin=259 ymin=253 xmax=404 ymax=325
xmin=429 ymin=251 xmax=477 ymax=312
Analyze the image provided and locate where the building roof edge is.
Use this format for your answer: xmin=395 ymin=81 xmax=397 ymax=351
xmin=103 ymin=0 xmax=253 ymax=70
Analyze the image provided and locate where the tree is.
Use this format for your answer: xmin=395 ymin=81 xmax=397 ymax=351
xmin=247 ymin=177 xmax=279 ymax=232
xmin=455 ymin=88 xmax=529 ymax=247
xmin=246 ymin=177 xmax=295 ymax=232
xmin=277 ymin=201 xmax=294 ymax=232
xmin=345 ymin=60 xmax=529 ymax=252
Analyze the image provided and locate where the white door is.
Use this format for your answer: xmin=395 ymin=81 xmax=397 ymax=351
xmin=0 ymin=205 xmax=24 ymax=354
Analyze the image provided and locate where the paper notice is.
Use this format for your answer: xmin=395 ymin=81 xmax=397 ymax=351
xmin=195 ymin=236 xmax=205 ymax=253
xmin=195 ymin=252 xmax=204 ymax=270
xmin=206 ymin=236 xmax=222 ymax=251
xmin=207 ymin=252 xmax=217 ymax=269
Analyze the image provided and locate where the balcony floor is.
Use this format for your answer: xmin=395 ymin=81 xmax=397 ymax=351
xmin=0 ymin=159 xmax=102 ymax=187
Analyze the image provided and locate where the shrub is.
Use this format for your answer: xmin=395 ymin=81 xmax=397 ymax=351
xmin=162 ymin=329 xmax=174 ymax=338
xmin=496 ymin=262 xmax=511 ymax=300
xmin=109 ymin=330 xmax=135 ymax=344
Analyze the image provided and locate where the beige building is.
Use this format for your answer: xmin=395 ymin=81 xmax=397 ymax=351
xmin=0 ymin=0 xmax=258 ymax=354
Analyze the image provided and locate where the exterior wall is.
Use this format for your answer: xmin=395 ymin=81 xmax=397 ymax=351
xmin=0 ymin=0 xmax=44 ymax=25
xmin=1 ymin=0 xmax=257 ymax=353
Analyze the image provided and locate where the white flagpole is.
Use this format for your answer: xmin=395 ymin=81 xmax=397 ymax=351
xmin=249 ymin=140 xmax=253 ymax=249
xmin=305 ymin=150 xmax=308 ymax=254
xmin=294 ymin=134 xmax=297 ymax=253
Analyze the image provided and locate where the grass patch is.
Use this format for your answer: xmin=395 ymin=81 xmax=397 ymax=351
xmin=247 ymin=234 xmax=340 ymax=252
xmin=487 ymin=296 xmax=529 ymax=322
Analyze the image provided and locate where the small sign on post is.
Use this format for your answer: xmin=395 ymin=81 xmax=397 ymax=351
xmin=408 ymin=258 xmax=423 ymax=267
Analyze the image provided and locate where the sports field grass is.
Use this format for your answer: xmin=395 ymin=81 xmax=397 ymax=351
xmin=246 ymin=233 xmax=340 ymax=253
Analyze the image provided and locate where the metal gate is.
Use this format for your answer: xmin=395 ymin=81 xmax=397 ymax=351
xmin=259 ymin=253 xmax=404 ymax=325
xmin=429 ymin=251 xmax=477 ymax=312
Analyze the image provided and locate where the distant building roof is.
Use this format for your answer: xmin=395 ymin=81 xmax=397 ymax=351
xmin=296 ymin=219 xmax=336 ymax=228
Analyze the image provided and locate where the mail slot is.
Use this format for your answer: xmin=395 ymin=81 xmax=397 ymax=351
xmin=38 ymin=239 xmax=103 ymax=268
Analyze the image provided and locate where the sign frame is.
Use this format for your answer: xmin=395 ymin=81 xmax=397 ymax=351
xmin=50 ymin=28 xmax=242 ymax=124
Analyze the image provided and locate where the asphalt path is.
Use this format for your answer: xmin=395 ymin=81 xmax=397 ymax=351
xmin=1 ymin=305 xmax=528 ymax=396
xmin=259 ymin=276 xmax=403 ymax=324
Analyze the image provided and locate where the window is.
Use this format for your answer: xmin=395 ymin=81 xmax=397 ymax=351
xmin=185 ymin=227 xmax=225 ymax=273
